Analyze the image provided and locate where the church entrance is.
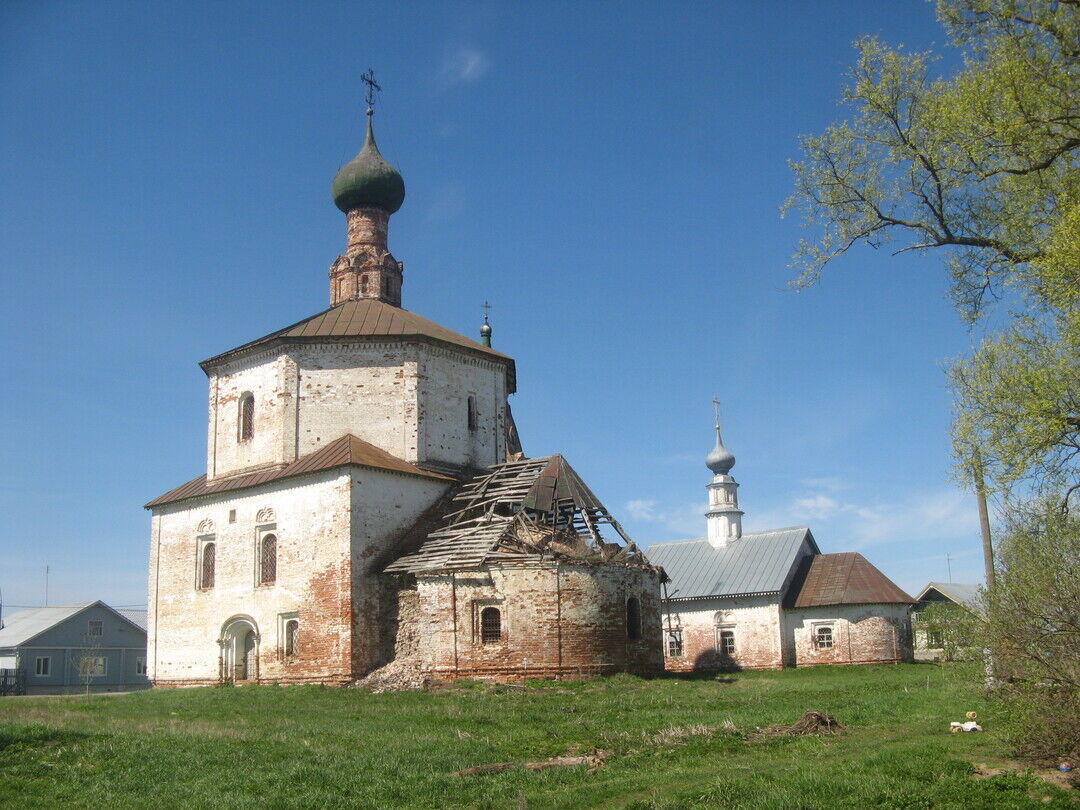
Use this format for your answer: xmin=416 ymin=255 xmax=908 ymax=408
xmin=220 ymin=617 xmax=259 ymax=682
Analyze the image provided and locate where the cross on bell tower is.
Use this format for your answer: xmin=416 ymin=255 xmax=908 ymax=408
xmin=705 ymin=397 xmax=743 ymax=547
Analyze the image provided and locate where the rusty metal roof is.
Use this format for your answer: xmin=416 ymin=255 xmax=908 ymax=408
xmin=792 ymin=552 xmax=914 ymax=607
xmin=200 ymin=299 xmax=514 ymax=385
xmin=647 ymin=527 xmax=818 ymax=600
xmin=145 ymin=434 xmax=450 ymax=509
xmin=385 ymin=455 xmax=649 ymax=574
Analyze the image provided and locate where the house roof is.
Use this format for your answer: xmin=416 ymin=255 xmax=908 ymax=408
xmin=792 ymin=552 xmax=914 ymax=608
xmin=116 ymin=609 xmax=148 ymax=631
xmin=646 ymin=527 xmax=818 ymax=600
xmin=200 ymin=299 xmax=514 ymax=389
xmin=0 ymin=601 xmax=146 ymax=648
xmin=385 ymin=455 xmax=650 ymax=574
xmin=916 ymin=582 xmax=982 ymax=612
xmin=146 ymin=433 xmax=451 ymax=509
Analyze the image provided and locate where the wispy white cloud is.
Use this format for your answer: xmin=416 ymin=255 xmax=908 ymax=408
xmin=626 ymin=499 xmax=658 ymax=521
xmin=439 ymin=46 xmax=489 ymax=84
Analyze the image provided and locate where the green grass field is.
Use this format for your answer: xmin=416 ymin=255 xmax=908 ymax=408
xmin=0 ymin=663 xmax=1073 ymax=809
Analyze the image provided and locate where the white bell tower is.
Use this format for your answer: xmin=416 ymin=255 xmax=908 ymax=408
xmin=705 ymin=399 xmax=743 ymax=548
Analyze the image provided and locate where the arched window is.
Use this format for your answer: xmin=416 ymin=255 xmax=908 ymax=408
xmin=626 ymin=597 xmax=642 ymax=640
xmin=480 ymin=607 xmax=501 ymax=644
xmin=260 ymin=534 xmax=277 ymax=585
xmin=238 ymin=393 xmax=255 ymax=442
xmin=467 ymin=395 xmax=478 ymax=431
xmin=815 ymin=626 xmax=834 ymax=649
xmin=284 ymin=619 xmax=299 ymax=657
xmin=200 ymin=542 xmax=216 ymax=589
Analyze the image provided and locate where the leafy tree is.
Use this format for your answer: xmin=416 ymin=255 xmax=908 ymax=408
xmin=785 ymin=0 xmax=1080 ymax=504
xmin=984 ymin=501 xmax=1080 ymax=761
xmin=914 ymin=600 xmax=983 ymax=661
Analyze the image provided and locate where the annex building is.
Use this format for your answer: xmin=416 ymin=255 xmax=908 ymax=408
xmin=145 ymin=100 xmax=662 ymax=687
xmin=647 ymin=421 xmax=914 ymax=670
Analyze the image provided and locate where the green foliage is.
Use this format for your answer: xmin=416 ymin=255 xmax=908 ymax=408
xmin=916 ymin=601 xmax=985 ymax=661
xmin=785 ymin=0 xmax=1079 ymax=320
xmin=0 ymin=665 xmax=1074 ymax=808
xmin=985 ymin=501 xmax=1080 ymax=762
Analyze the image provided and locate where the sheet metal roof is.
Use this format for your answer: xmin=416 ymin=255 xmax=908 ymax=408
xmin=646 ymin=527 xmax=817 ymax=599
xmin=0 ymin=601 xmax=146 ymax=648
xmin=200 ymin=299 xmax=514 ymax=390
xmin=792 ymin=553 xmax=914 ymax=607
xmin=916 ymin=582 xmax=982 ymax=612
xmin=146 ymin=434 xmax=451 ymax=509
xmin=117 ymin=609 xmax=148 ymax=631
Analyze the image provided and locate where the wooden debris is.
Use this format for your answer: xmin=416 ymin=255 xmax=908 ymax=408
xmin=453 ymin=750 xmax=608 ymax=776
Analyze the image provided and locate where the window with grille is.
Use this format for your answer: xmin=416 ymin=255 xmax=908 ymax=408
xmin=667 ymin=631 xmax=683 ymax=658
xmin=200 ymin=542 xmax=216 ymax=589
xmin=284 ymin=619 xmax=299 ymax=657
xmin=87 ymin=620 xmax=103 ymax=637
xmin=719 ymin=629 xmax=736 ymax=655
xmin=815 ymin=626 xmax=834 ymax=649
xmin=260 ymin=534 xmax=277 ymax=585
xmin=238 ymin=393 xmax=255 ymax=442
xmin=626 ymin=597 xmax=642 ymax=640
xmin=480 ymin=607 xmax=501 ymax=644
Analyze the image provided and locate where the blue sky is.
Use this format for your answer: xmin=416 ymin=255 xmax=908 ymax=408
xmin=0 ymin=1 xmax=992 ymax=610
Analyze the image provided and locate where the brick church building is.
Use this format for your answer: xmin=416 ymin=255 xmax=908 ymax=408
xmin=647 ymin=418 xmax=915 ymax=671
xmin=145 ymin=99 xmax=663 ymax=687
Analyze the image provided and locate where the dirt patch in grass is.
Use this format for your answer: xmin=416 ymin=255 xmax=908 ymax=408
xmin=974 ymin=761 xmax=1076 ymax=792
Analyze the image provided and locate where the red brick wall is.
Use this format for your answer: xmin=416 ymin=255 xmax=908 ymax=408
xmin=413 ymin=560 xmax=663 ymax=679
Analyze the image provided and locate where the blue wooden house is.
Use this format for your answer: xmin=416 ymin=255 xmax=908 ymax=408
xmin=0 ymin=601 xmax=149 ymax=694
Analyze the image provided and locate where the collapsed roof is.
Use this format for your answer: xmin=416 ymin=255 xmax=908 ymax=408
xmin=385 ymin=455 xmax=653 ymax=574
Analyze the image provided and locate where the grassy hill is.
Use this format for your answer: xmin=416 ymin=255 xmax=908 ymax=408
xmin=0 ymin=663 xmax=1073 ymax=808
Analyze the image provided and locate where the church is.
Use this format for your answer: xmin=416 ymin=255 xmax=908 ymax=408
xmin=646 ymin=418 xmax=915 ymax=671
xmin=144 ymin=96 xmax=663 ymax=686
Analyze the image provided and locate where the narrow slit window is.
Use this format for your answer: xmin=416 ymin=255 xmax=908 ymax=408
xmin=480 ymin=607 xmax=501 ymax=644
xmin=238 ymin=393 xmax=255 ymax=442
xmin=626 ymin=597 xmax=642 ymax=640
xmin=260 ymin=534 xmax=277 ymax=585
xmin=467 ymin=395 xmax=478 ymax=431
xmin=200 ymin=542 xmax=216 ymax=589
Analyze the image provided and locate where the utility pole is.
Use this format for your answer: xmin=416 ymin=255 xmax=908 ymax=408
xmin=946 ymin=553 xmax=953 ymax=584
xmin=44 ymin=564 xmax=49 ymax=606
xmin=972 ymin=447 xmax=995 ymax=588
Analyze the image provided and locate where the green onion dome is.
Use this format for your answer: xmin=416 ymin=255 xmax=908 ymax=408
xmin=331 ymin=111 xmax=405 ymax=214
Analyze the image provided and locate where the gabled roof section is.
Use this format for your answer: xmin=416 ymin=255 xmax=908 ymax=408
xmin=792 ymin=552 xmax=914 ymax=608
xmin=385 ymin=455 xmax=652 ymax=574
xmin=0 ymin=601 xmax=146 ymax=648
xmin=647 ymin=527 xmax=818 ymax=600
xmin=146 ymin=434 xmax=451 ymax=509
xmin=200 ymin=299 xmax=515 ymax=390
xmin=916 ymin=582 xmax=982 ymax=612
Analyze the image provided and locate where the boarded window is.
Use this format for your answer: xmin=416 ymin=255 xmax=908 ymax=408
xmin=815 ymin=626 xmax=834 ymax=649
xmin=284 ymin=619 xmax=299 ymax=657
xmin=626 ymin=597 xmax=642 ymax=640
xmin=480 ymin=607 xmax=501 ymax=644
xmin=200 ymin=542 xmax=216 ymax=589
xmin=239 ymin=393 xmax=255 ymax=442
xmin=87 ymin=620 xmax=103 ymax=637
xmin=467 ymin=395 xmax=478 ymax=431
xmin=719 ymin=629 xmax=736 ymax=655
xmin=667 ymin=631 xmax=683 ymax=658
xmin=260 ymin=534 xmax=277 ymax=585
xmin=35 ymin=657 xmax=50 ymax=676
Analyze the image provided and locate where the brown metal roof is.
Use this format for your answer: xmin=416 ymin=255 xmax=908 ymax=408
xmin=200 ymin=299 xmax=514 ymax=379
xmin=145 ymin=434 xmax=451 ymax=509
xmin=792 ymin=552 xmax=914 ymax=607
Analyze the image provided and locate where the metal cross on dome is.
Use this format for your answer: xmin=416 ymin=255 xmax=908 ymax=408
xmin=713 ymin=396 xmax=722 ymax=429
xmin=361 ymin=69 xmax=382 ymax=111
xmin=481 ymin=300 xmax=492 ymax=322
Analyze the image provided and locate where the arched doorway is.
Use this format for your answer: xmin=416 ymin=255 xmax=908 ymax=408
xmin=219 ymin=616 xmax=259 ymax=682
